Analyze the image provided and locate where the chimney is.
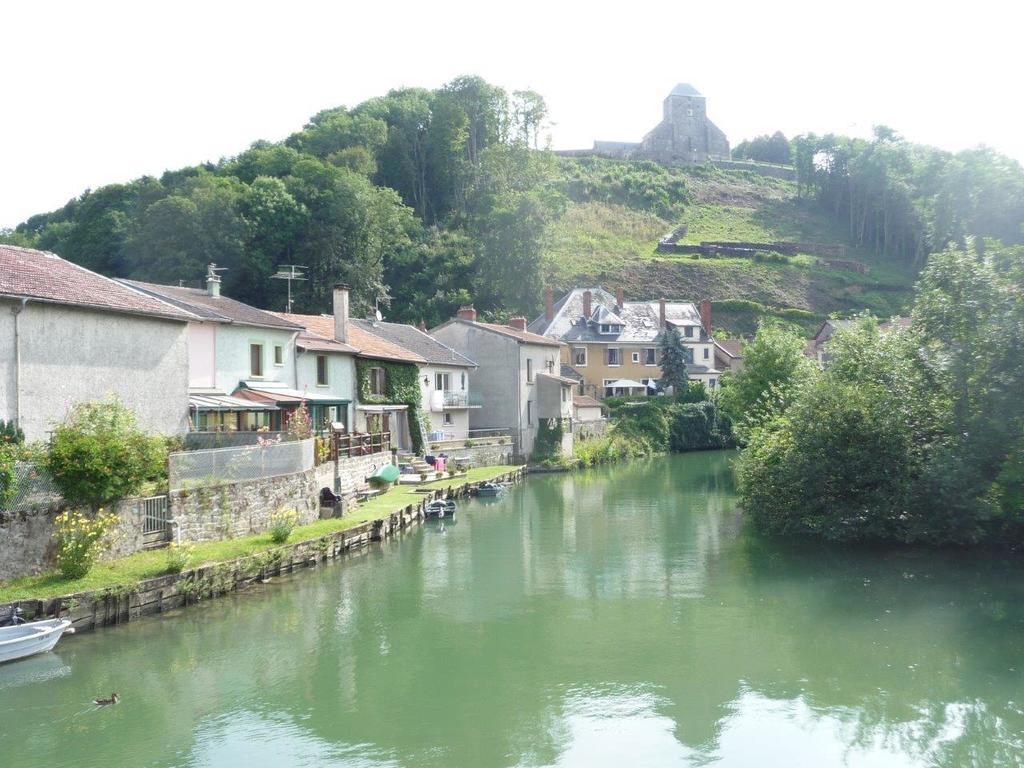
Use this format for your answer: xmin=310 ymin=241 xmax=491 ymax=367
xmin=206 ymin=263 xmax=221 ymax=298
xmin=659 ymin=298 xmax=667 ymax=328
xmin=544 ymin=287 xmax=554 ymax=322
xmin=508 ymin=316 xmax=527 ymax=332
xmin=456 ymin=304 xmax=477 ymax=322
xmin=332 ymin=284 xmax=349 ymax=343
xmin=582 ymin=290 xmax=592 ymax=320
xmin=616 ymin=287 xmax=624 ymax=310
xmin=699 ymin=299 xmax=712 ymax=334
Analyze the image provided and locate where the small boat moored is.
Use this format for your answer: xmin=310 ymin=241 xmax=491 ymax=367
xmin=425 ymin=499 xmax=457 ymax=519
xmin=473 ymin=481 xmax=508 ymax=497
xmin=0 ymin=618 xmax=75 ymax=664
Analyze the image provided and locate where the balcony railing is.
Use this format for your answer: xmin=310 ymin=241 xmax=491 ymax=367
xmin=443 ymin=391 xmax=469 ymax=407
xmin=321 ymin=431 xmax=392 ymax=461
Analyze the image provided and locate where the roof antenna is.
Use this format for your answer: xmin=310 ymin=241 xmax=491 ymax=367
xmin=270 ymin=265 xmax=307 ymax=314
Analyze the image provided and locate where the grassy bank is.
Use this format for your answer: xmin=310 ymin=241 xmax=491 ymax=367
xmin=0 ymin=465 xmax=520 ymax=603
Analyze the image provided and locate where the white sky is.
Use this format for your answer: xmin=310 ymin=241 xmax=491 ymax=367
xmin=2 ymin=0 xmax=1021 ymax=229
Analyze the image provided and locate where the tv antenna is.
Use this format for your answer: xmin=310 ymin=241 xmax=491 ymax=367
xmin=270 ymin=265 xmax=307 ymax=314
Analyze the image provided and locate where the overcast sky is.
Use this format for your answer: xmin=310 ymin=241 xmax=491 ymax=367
xmin=3 ymin=0 xmax=1021 ymax=228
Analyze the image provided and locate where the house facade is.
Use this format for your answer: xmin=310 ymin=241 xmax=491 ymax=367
xmin=528 ymin=287 xmax=721 ymax=399
xmin=122 ymin=267 xmax=311 ymax=434
xmin=0 ymin=245 xmax=192 ymax=441
xmin=432 ymin=307 xmax=573 ymax=459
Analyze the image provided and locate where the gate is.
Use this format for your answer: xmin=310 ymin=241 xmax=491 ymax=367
xmin=139 ymin=495 xmax=171 ymax=549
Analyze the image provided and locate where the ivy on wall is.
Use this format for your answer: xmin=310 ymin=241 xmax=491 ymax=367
xmin=356 ymin=360 xmax=425 ymax=453
xmin=532 ymin=417 xmax=565 ymax=463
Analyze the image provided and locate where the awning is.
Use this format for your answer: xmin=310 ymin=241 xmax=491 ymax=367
xmin=234 ymin=382 xmax=350 ymax=406
xmin=607 ymin=379 xmax=649 ymax=389
xmin=537 ymin=372 xmax=579 ymax=387
xmin=356 ymin=404 xmax=409 ymax=413
xmin=188 ymin=393 xmax=279 ymax=412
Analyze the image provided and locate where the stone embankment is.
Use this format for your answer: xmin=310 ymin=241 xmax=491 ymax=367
xmin=0 ymin=468 xmax=524 ymax=635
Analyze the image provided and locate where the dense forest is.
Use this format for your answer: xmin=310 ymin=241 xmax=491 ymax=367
xmin=3 ymin=77 xmax=1024 ymax=327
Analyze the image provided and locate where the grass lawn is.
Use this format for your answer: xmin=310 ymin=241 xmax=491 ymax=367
xmin=0 ymin=465 xmax=521 ymax=604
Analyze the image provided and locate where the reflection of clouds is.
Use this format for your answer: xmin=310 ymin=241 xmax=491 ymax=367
xmin=528 ymin=683 xmax=694 ymax=768
xmin=0 ymin=653 xmax=71 ymax=690
xmin=192 ymin=709 xmax=400 ymax=768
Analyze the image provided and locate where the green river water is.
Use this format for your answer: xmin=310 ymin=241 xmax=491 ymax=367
xmin=1 ymin=452 xmax=1023 ymax=767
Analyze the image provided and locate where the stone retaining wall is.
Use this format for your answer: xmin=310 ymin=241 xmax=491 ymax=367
xmin=0 ymin=469 xmax=525 ymax=634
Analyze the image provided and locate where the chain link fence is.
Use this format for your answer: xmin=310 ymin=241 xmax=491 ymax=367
xmin=168 ymin=438 xmax=314 ymax=491
xmin=2 ymin=462 xmax=63 ymax=513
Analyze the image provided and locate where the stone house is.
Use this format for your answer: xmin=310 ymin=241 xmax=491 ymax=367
xmin=431 ymin=307 xmax=573 ymax=459
xmin=0 ymin=245 xmax=193 ymax=440
xmin=807 ymin=316 xmax=910 ymax=368
xmin=122 ymin=267 xmax=317 ymax=435
xmin=528 ymin=287 xmax=722 ymax=399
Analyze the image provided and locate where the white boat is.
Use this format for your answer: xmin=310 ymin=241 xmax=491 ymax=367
xmin=0 ymin=619 xmax=75 ymax=664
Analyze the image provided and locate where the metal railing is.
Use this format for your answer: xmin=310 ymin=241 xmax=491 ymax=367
xmin=442 ymin=391 xmax=469 ymax=407
xmin=139 ymin=495 xmax=170 ymax=534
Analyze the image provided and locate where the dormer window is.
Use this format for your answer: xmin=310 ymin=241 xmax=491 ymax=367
xmin=599 ymin=323 xmax=622 ymax=335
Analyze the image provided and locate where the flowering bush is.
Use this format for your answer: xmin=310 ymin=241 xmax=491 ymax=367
xmin=268 ymin=508 xmax=299 ymax=544
xmin=164 ymin=542 xmax=195 ymax=574
xmin=47 ymin=397 xmax=168 ymax=507
xmin=53 ymin=508 xmax=118 ymax=579
xmin=286 ymin=402 xmax=313 ymax=441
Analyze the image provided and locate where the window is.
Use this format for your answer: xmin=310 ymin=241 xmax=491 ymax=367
xmin=527 ymin=358 xmax=534 ymax=383
xmin=442 ymin=412 xmax=454 ymax=426
xmin=687 ymin=107 xmax=693 ymax=117
xmin=631 ymin=351 xmax=640 ymax=364
xmin=316 ymin=355 xmax=328 ymax=386
xmin=561 ymin=387 xmax=567 ymax=402
xmin=645 ymin=348 xmax=657 ymax=365
xmin=368 ymin=367 xmax=386 ymax=395
xmin=250 ymin=344 xmax=263 ymax=377
xmin=599 ymin=323 xmax=621 ymax=335
xmin=703 ymin=347 xmax=709 ymax=360
xmin=685 ymin=326 xmax=695 ymax=338
xmin=527 ymin=400 xmax=532 ymax=425
xmin=460 ymin=372 xmax=466 ymax=390
xmin=435 ymin=372 xmax=451 ymax=391
xmin=273 ymin=345 xmax=284 ymax=366
xmin=607 ymin=348 xmax=621 ymax=366
xmin=573 ymin=347 xmax=587 ymax=367
xmin=709 ymin=378 xmax=717 ymax=389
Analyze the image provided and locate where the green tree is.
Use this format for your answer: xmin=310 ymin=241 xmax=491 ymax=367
xmin=658 ymin=325 xmax=691 ymax=393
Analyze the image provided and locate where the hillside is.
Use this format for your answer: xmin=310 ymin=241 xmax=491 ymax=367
xmin=543 ymin=165 xmax=917 ymax=334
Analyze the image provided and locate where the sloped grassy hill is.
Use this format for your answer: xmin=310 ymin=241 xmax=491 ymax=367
xmin=543 ymin=166 xmax=916 ymax=335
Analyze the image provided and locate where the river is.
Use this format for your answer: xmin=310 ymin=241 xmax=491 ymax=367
xmin=1 ymin=452 xmax=1022 ymax=767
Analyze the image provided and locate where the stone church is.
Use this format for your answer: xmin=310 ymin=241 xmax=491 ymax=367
xmin=574 ymin=83 xmax=731 ymax=165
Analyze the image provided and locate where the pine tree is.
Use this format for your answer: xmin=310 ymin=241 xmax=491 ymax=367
xmin=659 ymin=326 xmax=691 ymax=394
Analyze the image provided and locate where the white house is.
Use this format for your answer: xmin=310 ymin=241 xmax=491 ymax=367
xmin=0 ymin=245 xmax=193 ymax=440
xmin=432 ymin=306 xmax=573 ymax=459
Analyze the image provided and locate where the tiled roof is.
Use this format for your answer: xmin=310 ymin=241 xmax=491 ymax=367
xmin=560 ymin=364 xmax=584 ymax=382
xmin=0 ymin=245 xmax=194 ymax=321
xmin=715 ymin=339 xmax=744 ymax=358
xmin=529 ymin=287 xmax=706 ymax=344
xmin=272 ymin=312 xmax=419 ymax=361
xmin=573 ymin=395 xmax=603 ymax=408
xmin=351 ymin=319 xmax=476 ymax=367
xmin=121 ymin=280 xmax=302 ymax=330
xmin=268 ymin=312 xmax=359 ymax=354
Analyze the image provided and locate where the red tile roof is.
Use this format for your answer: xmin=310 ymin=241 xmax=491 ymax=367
xmin=272 ymin=312 xmax=421 ymax=363
xmin=0 ymin=245 xmax=194 ymax=321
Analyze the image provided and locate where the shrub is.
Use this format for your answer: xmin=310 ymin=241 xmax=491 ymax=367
xmin=47 ymin=397 xmax=168 ymax=507
xmin=165 ymin=542 xmax=195 ymax=574
xmin=53 ymin=508 xmax=118 ymax=579
xmin=286 ymin=402 xmax=313 ymax=441
xmin=0 ymin=419 xmax=24 ymax=446
xmin=268 ymin=508 xmax=299 ymax=544
xmin=668 ymin=401 xmax=735 ymax=451
xmin=0 ymin=444 xmax=17 ymax=507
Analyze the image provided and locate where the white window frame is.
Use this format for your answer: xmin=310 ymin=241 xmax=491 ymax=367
xmin=526 ymin=358 xmax=534 ymax=383
xmin=631 ymin=351 xmax=640 ymax=364
xmin=703 ymin=347 xmax=710 ymax=360
xmin=442 ymin=412 xmax=454 ymax=426
xmin=573 ymin=346 xmax=587 ymax=367
xmin=250 ymin=343 xmax=264 ymax=378
xmin=273 ymin=345 xmax=284 ymax=366
xmin=685 ymin=326 xmax=695 ymax=338
xmin=644 ymin=347 xmax=657 ymax=366
xmin=435 ymin=372 xmax=451 ymax=391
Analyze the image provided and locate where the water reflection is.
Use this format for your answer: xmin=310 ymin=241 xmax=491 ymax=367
xmin=1 ymin=451 xmax=1021 ymax=768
